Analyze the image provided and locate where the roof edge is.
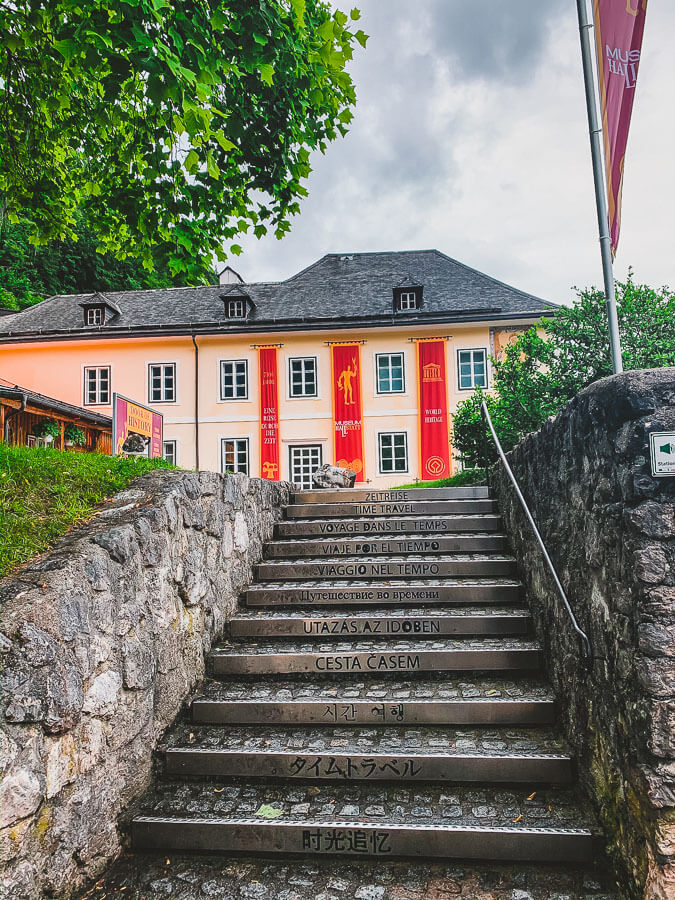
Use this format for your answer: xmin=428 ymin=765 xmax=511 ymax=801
xmin=0 ymin=309 xmax=554 ymax=343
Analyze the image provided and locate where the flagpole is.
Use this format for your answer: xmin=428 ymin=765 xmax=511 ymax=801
xmin=575 ymin=0 xmax=623 ymax=374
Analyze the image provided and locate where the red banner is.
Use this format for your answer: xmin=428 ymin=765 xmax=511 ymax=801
xmin=593 ymin=0 xmax=648 ymax=255
xmin=331 ymin=344 xmax=365 ymax=482
xmin=417 ymin=340 xmax=450 ymax=480
xmin=259 ymin=348 xmax=280 ymax=480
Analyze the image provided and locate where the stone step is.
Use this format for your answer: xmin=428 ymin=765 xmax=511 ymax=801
xmin=265 ymin=532 xmax=508 ymax=558
xmin=209 ymin=638 xmax=541 ymax=677
xmin=245 ymin=579 xmax=522 ymax=608
xmin=94 ymin=849 xmax=616 ymax=900
xmin=163 ymin=724 xmax=573 ymax=784
xmin=229 ymin=605 xmax=531 ymax=639
xmin=285 ymin=500 xmax=497 ymax=519
xmin=276 ymin=515 xmax=503 ymax=537
xmin=191 ymin=675 xmax=556 ymax=726
xmin=291 ymin=486 xmax=490 ymax=503
xmin=256 ymin=555 xmax=518 ymax=582
xmin=131 ymin=783 xmax=598 ymax=862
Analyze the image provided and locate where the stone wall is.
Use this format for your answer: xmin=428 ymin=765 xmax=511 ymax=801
xmin=0 ymin=470 xmax=291 ymax=899
xmin=491 ymin=369 xmax=675 ymax=900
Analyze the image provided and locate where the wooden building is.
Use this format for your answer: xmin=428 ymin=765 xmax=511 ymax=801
xmin=0 ymin=379 xmax=112 ymax=454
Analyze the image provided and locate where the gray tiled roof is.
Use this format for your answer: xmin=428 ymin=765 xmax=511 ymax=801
xmin=0 ymin=250 xmax=555 ymax=339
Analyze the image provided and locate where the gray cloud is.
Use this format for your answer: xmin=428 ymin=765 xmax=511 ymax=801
xmin=425 ymin=0 xmax=568 ymax=83
xmin=231 ymin=0 xmax=674 ymax=303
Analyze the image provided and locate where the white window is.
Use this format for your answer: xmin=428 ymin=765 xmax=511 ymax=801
xmin=85 ymin=307 xmax=104 ymax=326
xmin=457 ymin=349 xmax=488 ymax=390
xmin=220 ymin=360 xmax=248 ymax=400
xmin=162 ymin=440 xmax=177 ymax=465
xmin=378 ymin=432 xmax=408 ymax=474
xmin=221 ymin=438 xmax=249 ymax=475
xmin=289 ymin=357 xmax=317 ymax=398
xmin=399 ymin=291 xmax=418 ymax=310
xmin=228 ymin=298 xmax=246 ymax=319
xmin=149 ymin=363 xmax=176 ymax=403
xmin=290 ymin=445 xmax=322 ymax=491
xmin=84 ymin=366 xmax=111 ymax=405
xmin=376 ymin=353 xmax=405 ymax=394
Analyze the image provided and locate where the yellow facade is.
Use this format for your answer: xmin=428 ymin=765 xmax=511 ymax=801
xmin=0 ymin=320 xmax=530 ymax=487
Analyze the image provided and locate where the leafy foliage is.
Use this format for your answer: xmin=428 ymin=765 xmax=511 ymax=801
xmin=396 ymin=468 xmax=486 ymax=489
xmin=32 ymin=419 xmax=62 ymax=439
xmin=451 ymin=389 xmax=498 ymax=470
xmin=453 ymin=276 xmax=675 ymax=468
xmin=64 ymin=425 xmax=86 ymax=445
xmin=0 ymin=217 xmax=211 ymax=310
xmin=0 ymin=1 xmax=365 ymax=280
xmin=0 ymin=444 xmax=172 ymax=577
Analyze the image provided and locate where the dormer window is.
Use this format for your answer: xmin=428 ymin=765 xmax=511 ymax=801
xmin=85 ymin=306 xmax=105 ymax=326
xmin=227 ymin=298 xmax=246 ymax=319
xmin=221 ymin=288 xmax=255 ymax=321
xmin=393 ymin=279 xmax=423 ymax=313
xmin=79 ymin=291 xmax=120 ymax=327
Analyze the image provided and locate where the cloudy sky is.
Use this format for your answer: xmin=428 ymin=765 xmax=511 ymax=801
xmin=232 ymin=0 xmax=674 ymax=305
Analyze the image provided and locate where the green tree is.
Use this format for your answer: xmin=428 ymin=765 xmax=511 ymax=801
xmin=453 ymin=276 xmax=675 ymax=467
xmin=0 ymin=217 xmax=214 ymax=311
xmin=0 ymin=1 xmax=366 ymax=280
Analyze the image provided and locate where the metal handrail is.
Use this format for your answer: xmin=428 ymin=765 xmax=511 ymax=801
xmin=480 ymin=401 xmax=594 ymax=672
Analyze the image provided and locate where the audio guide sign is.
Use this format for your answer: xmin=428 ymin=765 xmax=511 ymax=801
xmin=649 ymin=432 xmax=675 ymax=477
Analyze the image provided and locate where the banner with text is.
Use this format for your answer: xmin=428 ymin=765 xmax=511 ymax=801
xmin=331 ymin=344 xmax=365 ymax=482
xmin=417 ymin=340 xmax=450 ymax=479
xmin=112 ymin=394 xmax=163 ymax=458
xmin=259 ymin=347 xmax=280 ymax=480
xmin=593 ymin=0 xmax=648 ymax=255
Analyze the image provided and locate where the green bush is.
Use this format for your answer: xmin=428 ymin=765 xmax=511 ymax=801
xmin=453 ymin=275 xmax=675 ymax=467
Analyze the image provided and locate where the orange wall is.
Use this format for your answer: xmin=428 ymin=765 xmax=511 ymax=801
xmin=0 ymin=322 xmax=526 ymax=487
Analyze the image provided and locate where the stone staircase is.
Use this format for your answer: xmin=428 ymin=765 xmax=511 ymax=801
xmin=130 ymin=485 xmax=602 ymax=870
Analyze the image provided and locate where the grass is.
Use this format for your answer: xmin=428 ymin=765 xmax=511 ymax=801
xmin=396 ymin=468 xmax=486 ymax=489
xmin=0 ymin=444 xmax=173 ymax=579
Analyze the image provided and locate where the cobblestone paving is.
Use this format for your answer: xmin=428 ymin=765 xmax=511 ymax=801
xmin=281 ymin=516 xmax=502 ymax=524
xmin=246 ymin=578 xmax=523 ymax=589
xmin=164 ymin=725 xmax=568 ymax=756
xmin=259 ymin=554 xmax=518 ymax=564
xmin=135 ymin=781 xmax=597 ymax=830
xmin=232 ymin=605 xmax=529 ymax=621
xmin=213 ymin=638 xmax=540 ymax=655
xmin=87 ymin=855 xmax=617 ymax=900
xmin=198 ymin=676 xmax=555 ymax=702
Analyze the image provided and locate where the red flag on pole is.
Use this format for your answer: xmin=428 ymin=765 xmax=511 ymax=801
xmin=592 ymin=0 xmax=648 ymax=256
xmin=416 ymin=340 xmax=451 ymax=480
xmin=259 ymin=347 xmax=280 ymax=480
xmin=331 ymin=344 xmax=365 ymax=482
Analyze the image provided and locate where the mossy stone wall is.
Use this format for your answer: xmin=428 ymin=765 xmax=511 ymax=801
xmin=492 ymin=369 xmax=675 ymax=900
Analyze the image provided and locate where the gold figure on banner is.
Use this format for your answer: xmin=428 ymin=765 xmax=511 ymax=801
xmin=337 ymin=358 xmax=358 ymax=405
xmin=625 ymin=0 xmax=646 ymax=16
xmin=262 ymin=461 xmax=278 ymax=478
